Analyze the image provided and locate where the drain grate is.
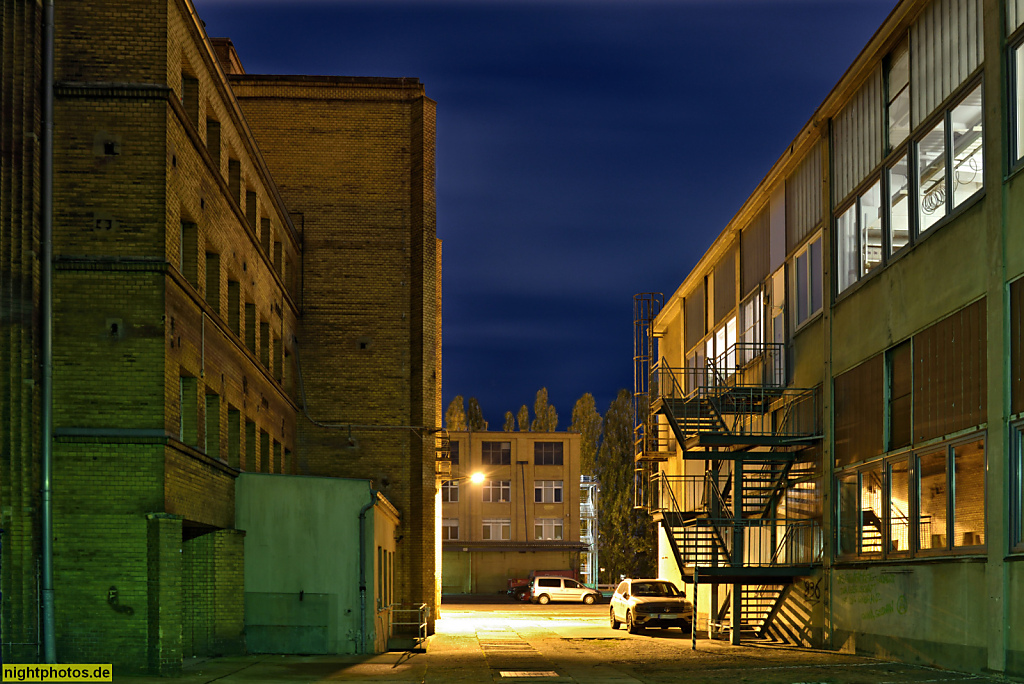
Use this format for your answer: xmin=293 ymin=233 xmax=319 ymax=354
xmin=499 ymin=672 xmax=560 ymax=678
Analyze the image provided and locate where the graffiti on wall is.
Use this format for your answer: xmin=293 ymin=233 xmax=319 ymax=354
xmin=835 ymin=570 xmax=907 ymax=621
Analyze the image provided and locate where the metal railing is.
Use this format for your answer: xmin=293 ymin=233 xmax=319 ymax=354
xmin=389 ymin=603 xmax=428 ymax=647
xmin=676 ymin=518 xmax=821 ymax=568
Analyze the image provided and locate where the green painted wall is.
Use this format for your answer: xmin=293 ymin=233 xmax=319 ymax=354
xmin=235 ymin=474 xmax=397 ymax=654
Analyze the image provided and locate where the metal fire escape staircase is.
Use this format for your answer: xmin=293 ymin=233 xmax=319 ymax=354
xmin=632 ymin=299 xmax=823 ymax=641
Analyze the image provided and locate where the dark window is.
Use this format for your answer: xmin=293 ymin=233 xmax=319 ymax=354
xmin=534 ymin=442 xmax=563 ymax=466
xmin=482 ymin=441 xmax=511 ymax=465
xmin=449 ymin=440 xmax=460 ymax=465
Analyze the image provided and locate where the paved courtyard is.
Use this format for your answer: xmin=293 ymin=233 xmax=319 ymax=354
xmin=118 ymin=598 xmax=1023 ymax=683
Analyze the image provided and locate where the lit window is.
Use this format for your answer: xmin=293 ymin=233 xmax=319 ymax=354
xmin=738 ymin=290 xmax=762 ymax=365
xmin=482 ymin=519 xmax=511 ymax=541
xmin=888 ymin=154 xmax=910 ymax=255
xmin=917 ymin=449 xmax=948 ymax=551
xmin=836 ymin=204 xmax=858 ymax=294
xmin=917 ymin=119 xmax=947 ymax=233
xmin=442 ymin=518 xmax=459 ymax=541
xmin=888 ymin=458 xmax=911 ymax=554
xmin=950 ymin=84 xmax=983 ymax=209
xmin=441 ymin=480 xmax=459 ymax=503
xmin=483 ymin=480 xmax=511 ymax=503
xmin=534 ymin=480 xmax=563 ymax=504
xmin=534 ymin=518 xmax=563 ymax=540
xmin=793 ymin=236 xmax=822 ymax=325
xmin=859 ymin=182 xmax=883 ymax=275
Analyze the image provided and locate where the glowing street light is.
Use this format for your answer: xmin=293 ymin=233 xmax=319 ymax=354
xmin=469 ymin=472 xmax=485 ymax=485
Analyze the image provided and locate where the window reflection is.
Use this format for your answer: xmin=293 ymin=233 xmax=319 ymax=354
xmin=837 ymin=205 xmax=857 ymax=293
xmin=860 ymin=464 xmax=884 ymax=554
xmin=918 ymin=450 xmax=947 ymax=551
xmin=888 ymin=459 xmax=910 ymax=553
xmin=952 ymin=439 xmax=985 ymax=547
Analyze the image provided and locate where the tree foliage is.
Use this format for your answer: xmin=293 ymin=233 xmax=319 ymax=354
xmin=517 ymin=405 xmax=530 ymax=432
xmin=503 ymin=411 xmax=515 ymax=431
xmin=466 ymin=397 xmax=487 ymax=431
xmin=445 ymin=395 xmax=466 ymax=431
xmin=570 ymin=393 xmax=602 ymax=476
xmin=594 ymin=389 xmax=654 ymax=583
xmin=530 ymin=388 xmax=558 ymax=431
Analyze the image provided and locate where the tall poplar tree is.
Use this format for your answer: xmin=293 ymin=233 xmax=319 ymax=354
xmin=570 ymin=392 xmax=602 ymax=475
xmin=466 ymin=397 xmax=487 ymax=430
xmin=531 ymin=388 xmax=558 ymax=431
xmin=517 ymin=405 xmax=530 ymax=432
xmin=594 ymin=389 xmax=654 ymax=583
xmin=503 ymin=411 xmax=515 ymax=432
xmin=445 ymin=395 xmax=467 ymax=431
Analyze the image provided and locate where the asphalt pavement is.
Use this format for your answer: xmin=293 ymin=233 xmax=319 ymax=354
xmin=115 ymin=597 xmax=1024 ymax=683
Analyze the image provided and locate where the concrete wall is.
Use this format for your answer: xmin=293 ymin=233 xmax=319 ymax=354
xmin=235 ymin=474 xmax=397 ymax=655
xmin=442 ymin=548 xmax=578 ymax=595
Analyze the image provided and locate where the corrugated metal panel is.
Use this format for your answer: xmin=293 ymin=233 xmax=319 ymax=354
xmin=1011 ymin=0 xmax=1024 ymax=35
xmin=785 ymin=141 xmax=823 ymax=253
xmin=911 ymin=0 xmax=983 ymax=128
xmin=713 ymin=243 xmax=737 ymax=324
xmin=913 ymin=298 xmax=987 ymax=443
xmin=684 ymin=290 xmax=705 ymax=353
xmin=831 ymin=68 xmax=883 ymax=207
xmin=741 ymin=208 xmax=770 ymax=297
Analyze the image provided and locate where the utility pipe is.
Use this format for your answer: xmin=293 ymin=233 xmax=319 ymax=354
xmin=358 ymin=489 xmax=378 ymax=654
xmin=40 ymin=0 xmax=57 ymax=664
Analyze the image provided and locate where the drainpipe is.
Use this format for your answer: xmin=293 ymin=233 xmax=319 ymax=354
xmin=40 ymin=0 xmax=57 ymax=664
xmin=358 ymin=489 xmax=378 ymax=654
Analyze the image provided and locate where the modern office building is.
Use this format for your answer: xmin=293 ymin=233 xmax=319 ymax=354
xmin=1 ymin=0 xmax=439 ymax=671
xmin=440 ymin=431 xmax=586 ymax=594
xmin=635 ymin=0 xmax=1024 ymax=676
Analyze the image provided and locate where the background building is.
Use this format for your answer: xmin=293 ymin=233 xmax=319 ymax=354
xmin=579 ymin=476 xmax=599 ymax=586
xmin=441 ymin=431 xmax=585 ymax=594
xmin=634 ymin=0 xmax=1023 ymax=676
xmin=0 ymin=0 xmax=439 ymax=672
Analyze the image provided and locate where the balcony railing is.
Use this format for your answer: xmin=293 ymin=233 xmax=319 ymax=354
xmin=677 ymin=518 xmax=822 ymax=568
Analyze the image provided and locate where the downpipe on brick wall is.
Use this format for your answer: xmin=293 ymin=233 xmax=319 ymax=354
xmin=40 ymin=0 xmax=57 ymax=664
xmin=358 ymin=489 xmax=379 ymax=654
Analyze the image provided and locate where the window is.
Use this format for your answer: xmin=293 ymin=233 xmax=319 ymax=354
xmin=227 ymin=280 xmax=240 ymax=335
xmin=1013 ymin=423 xmax=1024 ymax=551
xmin=1015 ymin=41 xmax=1024 ymax=163
xmin=793 ymin=236 xmax=822 ymax=326
xmin=441 ymin=480 xmax=459 ymax=503
xmin=534 ymin=518 xmax=563 ymax=540
xmin=206 ymin=118 xmax=221 ymax=170
xmin=483 ymin=480 xmax=510 ymax=503
xmin=534 ymin=442 xmax=563 ymax=466
xmin=245 ymin=302 xmax=256 ymax=353
xmin=179 ymin=221 xmax=198 ymax=286
xmin=181 ymin=72 xmax=199 ymax=125
xmin=836 ymin=434 xmax=985 ymax=560
xmin=738 ymin=290 xmax=763 ymax=365
xmin=482 ymin=519 xmax=511 ymax=541
xmin=179 ymin=376 xmax=198 ymax=447
xmin=482 ymin=441 xmax=511 ymax=465
xmin=205 ymin=252 xmax=220 ymax=309
xmin=442 ymin=518 xmax=459 ymax=541
xmin=205 ymin=392 xmax=220 ymax=458
xmin=449 ymin=440 xmax=460 ymax=465
xmin=227 ymin=407 xmax=240 ymax=468
xmin=535 ymin=480 xmax=563 ymax=504
xmin=917 ymin=120 xmax=947 ymax=234
xmin=950 ymin=86 xmax=983 ymax=209
xmin=888 ymin=154 xmax=910 ymax=255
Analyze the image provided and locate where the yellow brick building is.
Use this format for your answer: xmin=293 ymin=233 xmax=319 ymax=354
xmin=0 ymin=0 xmax=439 ymax=672
xmin=441 ymin=431 xmax=585 ymax=595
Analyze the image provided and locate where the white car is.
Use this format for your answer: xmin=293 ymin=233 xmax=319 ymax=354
xmin=530 ymin=576 xmax=601 ymax=604
xmin=609 ymin=578 xmax=692 ymax=634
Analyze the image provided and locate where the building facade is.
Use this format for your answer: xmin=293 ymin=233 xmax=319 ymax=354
xmin=636 ymin=0 xmax=1024 ymax=676
xmin=441 ymin=431 xmax=585 ymax=594
xmin=0 ymin=0 xmax=440 ymax=672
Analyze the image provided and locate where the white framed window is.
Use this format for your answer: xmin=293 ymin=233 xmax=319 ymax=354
xmin=534 ymin=480 xmax=563 ymax=503
xmin=482 ymin=518 xmax=511 ymax=541
xmin=441 ymin=479 xmax=459 ymax=503
xmin=442 ymin=518 xmax=459 ymax=541
xmin=534 ymin=518 xmax=563 ymax=540
xmin=483 ymin=480 xmax=511 ymax=503
xmin=793 ymin=235 xmax=823 ymax=326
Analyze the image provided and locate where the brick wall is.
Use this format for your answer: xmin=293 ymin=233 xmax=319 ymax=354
xmin=230 ymin=76 xmax=441 ymax=627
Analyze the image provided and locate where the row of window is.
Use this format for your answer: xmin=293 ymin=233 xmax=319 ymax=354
xmin=837 ymin=83 xmax=984 ymax=295
xmin=837 ymin=433 xmax=985 ymax=558
xmin=178 ymin=375 xmax=290 ymax=473
xmin=441 ymin=479 xmax=564 ymax=504
xmin=441 ymin=518 xmax=565 ymax=541
xmin=465 ymin=441 xmax=565 ymax=466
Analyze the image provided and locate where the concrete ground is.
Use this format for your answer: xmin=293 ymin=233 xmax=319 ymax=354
xmin=117 ymin=598 xmax=1024 ymax=683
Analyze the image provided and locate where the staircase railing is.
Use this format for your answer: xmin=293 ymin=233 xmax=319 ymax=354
xmin=691 ymin=518 xmax=822 ymax=567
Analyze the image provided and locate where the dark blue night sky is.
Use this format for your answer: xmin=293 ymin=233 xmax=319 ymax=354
xmin=195 ymin=0 xmax=898 ymax=428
